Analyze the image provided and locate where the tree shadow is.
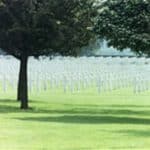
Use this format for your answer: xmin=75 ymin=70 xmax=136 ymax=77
xmin=0 ymin=99 xmax=45 ymax=104
xmin=116 ymin=129 xmax=150 ymax=137
xmin=1 ymin=99 xmax=150 ymax=117
xmin=1 ymin=104 xmax=150 ymax=117
xmin=31 ymin=108 xmax=150 ymax=117
xmin=0 ymin=104 xmax=35 ymax=113
xmin=63 ymin=104 xmax=150 ymax=108
xmin=0 ymin=99 xmax=20 ymax=113
xmin=0 ymin=99 xmax=17 ymax=103
xmin=16 ymin=115 xmax=150 ymax=125
xmin=0 ymin=99 xmax=49 ymax=113
xmin=1 ymin=99 xmax=150 ymax=127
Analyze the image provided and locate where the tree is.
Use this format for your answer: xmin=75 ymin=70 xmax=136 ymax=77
xmin=0 ymin=0 xmax=98 ymax=109
xmin=94 ymin=0 xmax=150 ymax=55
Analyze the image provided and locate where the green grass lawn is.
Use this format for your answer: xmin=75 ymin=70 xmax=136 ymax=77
xmin=0 ymin=88 xmax=150 ymax=150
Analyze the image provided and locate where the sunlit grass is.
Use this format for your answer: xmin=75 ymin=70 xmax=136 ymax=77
xmin=0 ymin=88 xmax=150 ymax=150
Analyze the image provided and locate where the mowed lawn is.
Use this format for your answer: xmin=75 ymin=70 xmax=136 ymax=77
xmin=1 ymin=88 xmax=150 ymax=150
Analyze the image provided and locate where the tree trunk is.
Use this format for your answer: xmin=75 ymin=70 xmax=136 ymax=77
xmin=17 ymin=56 xmax=28 ymax=109
xmin=17 ymin=70 xmax=22 ymax=101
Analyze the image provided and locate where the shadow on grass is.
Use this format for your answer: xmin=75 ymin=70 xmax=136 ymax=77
xmin=1 ymin=104 xmax=150 ymax=117
xmin=16 ymin=115 xmax=150 ymax=125
xmin=1 ymin=99 xmax=150 ymax=125
xmin=0 ymin=99 xmax=48 ymax=113
xmin=31 ymin=108 xmax=150 ymax=117
xmin=116 ymin=129 xmax=150 ymax=137
xmin=64 ymin=104 xmax=150 ymax=108
xmin=1 ymin=99 xmax=150 ymax=116
xmin=0 ymin=99 xmax=20 ymax=113
xmin=0 ymin=99 xmax=17 ymax=103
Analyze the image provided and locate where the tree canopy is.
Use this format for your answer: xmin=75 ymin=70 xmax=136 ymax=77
xmin=95 ymin=0 xmax=150 ymax=55
xmin=0 ymin=0 xmax=98 ymax=109
xmin=0 ymin=0 xmax=98 ymax=58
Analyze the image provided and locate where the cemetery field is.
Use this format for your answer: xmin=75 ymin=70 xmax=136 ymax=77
xmin=1 ymin=89 xmax=150 ymax=150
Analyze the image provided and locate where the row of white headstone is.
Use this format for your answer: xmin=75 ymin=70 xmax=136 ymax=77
xmin=0 ymin=55 xmax=150 ymax=94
